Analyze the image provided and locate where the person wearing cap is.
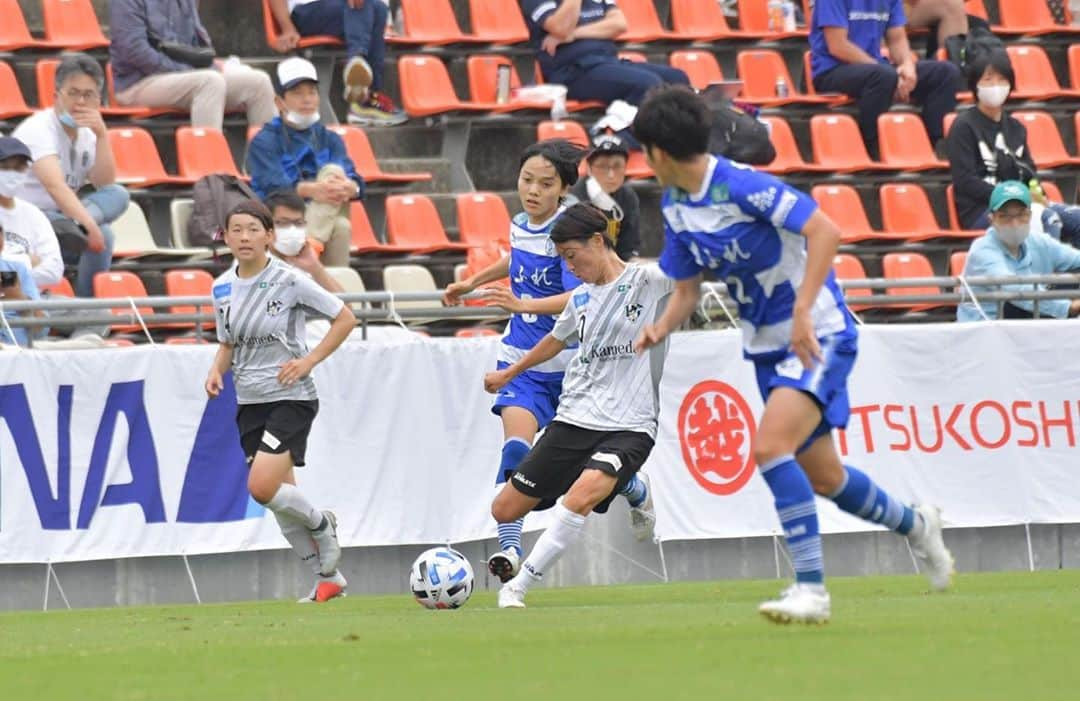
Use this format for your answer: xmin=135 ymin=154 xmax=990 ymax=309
xmin=109 ymin=0 xmax=276 ymax=130
xmin=0 ymin=220 xmax=45 ymax=348
xmin=12 ymin=53 xmax=130 ymax=298
xmin=267 ymin=0 xmax=406 ymax=126
xmin=0 ymin=137 xmax=63 ymax=292
xmin=958 ymin=181 xmax=1080 ymax=322
xmin=246 ymin=58 xmax=365 ymax=268
xmin=569 ymin=135 xmax=640 ymax=261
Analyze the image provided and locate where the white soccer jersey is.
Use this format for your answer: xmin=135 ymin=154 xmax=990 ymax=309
xmin=212 ymin=257 xmax=344 ymax=405
xmin=551 ymin=263 xmax=674 ymax=438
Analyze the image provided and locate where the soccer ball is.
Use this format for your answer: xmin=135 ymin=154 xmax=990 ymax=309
xmin=409 ymin=547 xmax=475 ymax=609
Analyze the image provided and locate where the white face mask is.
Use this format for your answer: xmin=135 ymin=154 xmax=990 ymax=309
xmin=285 ymin=110 xmax=320 ymax=130
xmin=273 ymin=225 xmax=307 ymax=257
xmin=996 ymin=223 xmax=1029 ymax=248
xmin=0 ymin=170 xmax=26 ymax=198
xmin=977 ymin=84 xmax=1010 ymax=109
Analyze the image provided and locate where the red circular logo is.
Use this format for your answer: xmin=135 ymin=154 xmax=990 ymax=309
xmin=678 ymin=380 xmax=756 ymax=496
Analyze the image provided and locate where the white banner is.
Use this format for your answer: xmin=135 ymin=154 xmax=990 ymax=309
xmin=2 ymin=321 xmax=1079 ymax=563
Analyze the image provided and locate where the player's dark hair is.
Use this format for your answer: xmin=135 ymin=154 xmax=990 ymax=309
xmin=550 ymin=203 xmax=615 ymax=249
xmin=519 ymin=139 xmax=587 ymax=188
xmin=225 ymin=199 xmax=275 ymax=231
xmin=632 ymin=84 xmax=711 ymax=161
xmin=263 ymin=189 xmax=306 ymax=215
xmin=967 ymin=47 xmax=1015 ymax=96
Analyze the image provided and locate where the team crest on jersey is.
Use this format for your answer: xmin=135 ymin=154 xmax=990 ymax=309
xmin=617 ymin=282 xmax=632 ymax=293
xmin=266 ymin=299 xmax=284 ymax=316
xmin=710 ymin=183 xmax=729 ymax=202
xmin=747 ymin=186 xmax=777 ymax=212
xmin=624 ymin=303 xmax=643 ymax=322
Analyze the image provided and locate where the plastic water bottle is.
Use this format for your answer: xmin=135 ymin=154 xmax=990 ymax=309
xmin=775 ymin=77 xmax=789 ymax=98
xmin=768 ymin=0 xmax=785 ymax=32
xmin=782 ymin=1 xmax=797 ymax=31
xmin=495 ymin=64 xmax=511 ymax=104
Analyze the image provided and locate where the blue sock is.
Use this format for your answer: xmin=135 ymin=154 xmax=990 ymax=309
xmin=829 ymin=465 xmax=916 ymax=535
xmin=496 ymin=438 xmax=531 ymax=556
xmin=761 ymin=455 xmax=825 ymax=584
xmin=619 ymin=474 xmax=648 ymax=508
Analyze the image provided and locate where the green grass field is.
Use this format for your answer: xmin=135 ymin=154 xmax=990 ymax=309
xmin=1 ymin=570 xmax=1077 ymax=700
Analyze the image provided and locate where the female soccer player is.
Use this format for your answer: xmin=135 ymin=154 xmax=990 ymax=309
xmin=445 ymin=140 xmax=650 ymax=582
xmin=631 ymin=85 xmax=954 ymax=624
xmin=205 ymin=200 xmax=356 ymax=603
xmin=483 ymin=203 xmax=669 ymax=608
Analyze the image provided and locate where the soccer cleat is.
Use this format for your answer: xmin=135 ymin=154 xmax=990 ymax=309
xmin=297 ymin=570 xmax=348 ymax=603
xmin=908 ymin=504 xmax=955 ymax=592
xmin=497 ymin=581 xmax=527 ymax=609
xmin=310 ymin=510 xmax=341 ymax=576
xmin=342 ymin=56 xmax=373 ymax=104
xmin=628 ymin=472 xmax=655 ymax=542
xmin=758 ymin=583 xmax=831 ymax=624
xmin=486 ymin=548 xmax=521 ymax=584
xmin=347 ymin=92 xmax=408 ymax=126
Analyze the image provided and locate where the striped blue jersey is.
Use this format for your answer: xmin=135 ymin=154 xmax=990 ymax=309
xmin=658 ymin=155 xmax=855 ymax=360
xmin=499 ymin=208 xmax=580 ymax=374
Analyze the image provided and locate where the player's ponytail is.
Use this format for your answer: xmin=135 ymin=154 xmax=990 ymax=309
xmin=550 ymin=203 xmax=616 ymax=249
xmin=519 ymin=139 xmax=588 ymax=189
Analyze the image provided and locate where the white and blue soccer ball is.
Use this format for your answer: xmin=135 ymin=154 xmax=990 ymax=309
xmin=409 ymin=547 xmax=475 ymax=609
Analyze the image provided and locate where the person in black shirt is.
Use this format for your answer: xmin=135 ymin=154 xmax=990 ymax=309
xmin=569 ymin=135 xmax=640 ymax=261
xmin=945 ymin=48 xmax=1080 ymax=245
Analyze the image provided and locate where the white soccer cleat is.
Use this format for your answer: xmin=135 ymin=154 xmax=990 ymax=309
xmin=909 ymin=504 xmax=955 ymax=592
xmin=486 ymin=548 xmax=521 ymax=584
xmin=628 ymin=472 xmax=655 ymax=542
xmin=297 ymin=570 xmax=348 ymax=604
xmin=758 ymin=583 xmax=831 ymax=625
xmin=497 ymin=581 xmax=527 ymax=609
xmin=311 ymin=510 xmax=341 ymax=577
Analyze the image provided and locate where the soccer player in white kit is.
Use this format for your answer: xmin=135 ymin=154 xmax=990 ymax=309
xmin=205 ymin=200 xmax=356 ymax=603
xmin=484 ymin=203 xmax=673 ymax=608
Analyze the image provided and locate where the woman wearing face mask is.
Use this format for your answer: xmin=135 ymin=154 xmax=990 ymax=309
xmin=247 ymin=57 xmax=364 ymax=268
xmin=945 ymin=48 xmax=1080 ymax=245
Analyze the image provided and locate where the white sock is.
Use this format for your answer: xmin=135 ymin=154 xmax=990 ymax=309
xmin=274 ymin=511 xmax=321 ymax=575
xmin=511 ymin=504 xmax=586 ymax=592
xmin=265 ymin=483 xmax=322 ymax=530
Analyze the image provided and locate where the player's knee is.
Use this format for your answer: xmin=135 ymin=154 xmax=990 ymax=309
xmin=808 ymin=472 xmax=843 ymax=496
xmin=491 ymin=492 xmax=519 ymax=524
xmin=754 ymin=439 xmax=793 ymax=469
xmin=564 ymin=470 xmax=615 ymax=515
xmin=247 ymin=473 xmax=277 ymax=505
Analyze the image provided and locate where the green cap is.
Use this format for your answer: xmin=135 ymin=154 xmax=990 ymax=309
xmin=989 ymin=180 xmax=1032 ymax=212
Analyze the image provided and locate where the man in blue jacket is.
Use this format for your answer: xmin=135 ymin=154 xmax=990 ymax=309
xmin=247 ymin=58 xmax=365 ymax=268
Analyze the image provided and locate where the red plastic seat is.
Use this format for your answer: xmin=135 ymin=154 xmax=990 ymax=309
xmin=811 ymin=184 xmax=895 ymax=243
xmin=1007 ymin=45 xmax=1080 ymax=100
xmin=467 ymin=55 xmax=554 ymax=113
xmin=880 ymin=184 xmax=955 ymax=241
xmin=176 ymin=127 xmax=241 ymax=179
xmin=468 ymin=0 xmax=530 ymax=44
xmin=385 ymin=194 xmax=472 ymax=253
xmin=760 ymin=116 xmax=827 ymax=175
xmin=455 ymin=327 xmax=500 ymax=338
xmin=398 ymin=55 xmax=494 ymax=117
xmin=997 ymin=0 xmax=1080 ymax=35
xmin=0 ymin=0 xmax=68 ymax=50
xmin=877 ymin=113 xmax=947 ymax=171
xmin=261 ymin=0 xmax=343 ymax=50
xmin=832 ymin=254 xmax=872 ymax=311
xmin=669 ymin=50 xmax=724 ymax=92
xmin=1042 ymin=180 xmax=1066 ymax=203
xmin=802 ymin=52 xmax=852 ymax=105
xmin=92 ymin=271 xmax=157 ymax=333
xmin=670 ymin=0 xmax=738 ymax=40
xmin=164 ymin=269 xmax=215 ymax=329
xmin=950 ymin=251 xmax=968 ymax=277
xmin=326 ymin=125 xmax=433 ymax=184
xmin=617 ymin=0 xmax=678 ymax=42
xmin=456 ymin=193 xmax=511 ymax=249
xmin=737 ymin=49 xmax=836 ymax=106
xmin=348 ymin=201 xmax=416 ymax=255
xmin=41 ymin=0 xmax=109 ymax=50
xmin=944 ymin=185 xmax=986 ymax=237
xmin=882 ymin=252 xmax=945 ymax=310
xmin=399 ymin=0 xmax=488 ymax=44
xmin=108 ymin=128 xmax=194 ymax=187
xmin=537 ymin=120 xmax=590 ymax=148
xmin=42 ymin=277 xmax=75 ymax=297
xmin=736 ymin=0 xmax=808 ymax=39
xmin=0 ymin=62 xmax=32 ymax=119
xmin=810 ymin=114 xmax=892 ymax=172
xmin=1015 ymin=111 xmax=1080 ymax=168
xmin=618 ymin=51 xmax=649 ymax=64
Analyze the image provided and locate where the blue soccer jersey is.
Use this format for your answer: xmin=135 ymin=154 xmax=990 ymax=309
xmin=658 ymin=155 xmax=855 ymax=361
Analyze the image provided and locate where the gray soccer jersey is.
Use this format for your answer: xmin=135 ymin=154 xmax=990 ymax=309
xmin=212 ymin=258 xmax=345 ymax=404
xmin=551 ymin=263 xmax=675 ymax=438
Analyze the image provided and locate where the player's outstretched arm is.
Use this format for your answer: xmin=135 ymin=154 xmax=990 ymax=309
xmin=443 ymin=255 xmax=511 ymax=306
xmin=482 ymin=288 xmax=573 ymax=316
xmin=484 ymin=335 xmax=567 ymax=393
xmin=278 ymin=306 xmax=357 ymax=386
xmin=635 ymin=274 xmax=702 ymax=353
xmin=791 ymin=209 xmax=841 ymax=369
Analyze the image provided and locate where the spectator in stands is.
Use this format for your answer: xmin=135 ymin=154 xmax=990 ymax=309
xmin=12 ymin=55 xmax=130 ymax=299
xmin=267 ymin=0 xmax=406 ymax=126
xmin=810 ymin=0 xmax=961 ymax=157
xmin=247 ymin=58 xmax=364 ymax=269
xmin=569 ymin=134 xmax=640 ymax=261
xmin=0 ymin=220 xmax=45 ymax=348
xmin=0 ymin=137 xmax=63 ymax=291
xmin=945 ymin=49 xmax=1080 ymax=246
xmin=958 ymin=181 xmax=1080 ymax=322
xmin=110 ymin=0 xmax=277 ymax=130
xmin=264 ymin=189 xmax=345 ymax=293
xmin=521 ymin=0 xmax=689 ymax=106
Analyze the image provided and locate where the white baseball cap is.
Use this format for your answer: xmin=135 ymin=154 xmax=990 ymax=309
xmin=276 ymin=57 xmax=319 ymax=94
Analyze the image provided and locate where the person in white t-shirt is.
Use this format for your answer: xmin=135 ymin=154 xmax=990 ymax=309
xmin=12 ymin=53 xmax=130 ymax=297
xmin=0 ymin=137 xmax=63 ymax=290
xmin=483 ymin=203 xmax=673 ymax=609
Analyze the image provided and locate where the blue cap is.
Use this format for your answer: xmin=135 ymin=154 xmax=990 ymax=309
xmin=0 ymin=136 xmax=31 ymax=163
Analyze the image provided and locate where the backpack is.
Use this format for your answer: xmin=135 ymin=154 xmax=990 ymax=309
xmin=187 ymin=174 xmax=259 ymax=247
xmin=955 ymin=21 xmax=1003 ymax=75
xmin=708 ymin=98 xmax=776 ymax=166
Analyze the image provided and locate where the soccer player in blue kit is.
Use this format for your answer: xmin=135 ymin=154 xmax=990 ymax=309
xmin=444 ymin=140 xmax=654 ymax=583
xmin=631 ymin=85 xmax=954 ymax=624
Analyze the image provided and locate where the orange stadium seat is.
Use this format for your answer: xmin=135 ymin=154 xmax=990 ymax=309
xmin=882 ymin=252 xmax=944 ymax=310
xmin=531 ymin=60 xmax=604 ymax=111
xmin=455 ymin=327 xmax=500 ymax=338
xmin=468 ymin=0 xmax=530 ymax=44
xmin=398 ymin=55 xmax=494 ymax=117
xmin=385 ymin=194 xmax=473 ymax=253
xmin=945 ymin=185 xmax=985 ymax=237
xmin=1014 ymin=111 xmax=1080 ymax=168
xmin=105 ymin=64 xmax=183 ymax=118
xmin=108 ymin=128 xmax=194 ymax=187
xmin=617 ymin=0 xmax=678 ymax=42
xmin=261 ymin=0 xmax=343 ymax=50
xmin=1042 ymin=180 xmax=1066 ymax=203
xmin=737 ymin=49 xmax=837 ymax=106
xmin=399 ymin=0 xmax=488 ymax=44
xmin=1007 ymin=46 xmax=1080 ymax=100
xmin=943 ymin=111 xmax=958 ymax=137
xmin=832 ymin=254 xmax=872 ymax=311
xmin=737 ymin=0 xmax=809 ymax=39
xmin=669 ymin=50 xmax=724 ymax=92
xmin=42 ymin=277 xmax=75 ymax=298
xmin=41 ymin=0 xmax=110 ymax=50
xmin=348 ymin=201 xmax=415 ymax=254
xmin=670 ymin=0 xmax=739 ymax=40
xmin=468 ymin=55 xmax=553 ymax=112
xmin=997 ymin=0 xmax=1080 ymax=35
xmin=877 ymin=113 xmax=947 ymax=171
xmin=810 ymin=114 xmax=892 ymax=172
xmin=812 ymin=185 xmax=893 ymax=243
xmin=802 ymin=52 xmax=852 ymax=104
xmin=0 ymin=62 xmax=32 ymax=120
xmin=326 ymin=125 xmax=433 ymax=183
xmin=880 ymin=184 xmax=958 ymax=241
xmin=164 ymin=269 xmax=215 ymax=329
xmin=618 ymin=51 xmax=649 ymax=63
xmin=93 ymin=271 xmax=157 ymax=334
xmin=950 ymin=251 xmax=968 ymax=277
xmin=0 ymin=0 xmax=67 ymax=50
xmin=1068 ymin=45 xmax=1080 ymax=91
xmin=175 ymin=127 xmax=241 ymax=179
xmin=537 ymin=119 xmax=590 ymax=147
xmin=759 ymin=116 xmax=829 ymax=175
xmin=964 ymin=0 xmax=989 ymax=22
xmin=457 ymin=193 xmax=511 ymax=249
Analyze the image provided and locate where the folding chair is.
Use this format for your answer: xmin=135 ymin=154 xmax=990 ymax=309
xmin=41 ymin=0 xmax=110 ymax=50
xmin=385 ymin=194 xmax=473 ymax=252
xmin=326 ymin=125 xmax=433 ymax=183
xmin=397 ymin=55 xmax=495 ymax=117
xmin=175 ymin=127 xmax=241 ymax=179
